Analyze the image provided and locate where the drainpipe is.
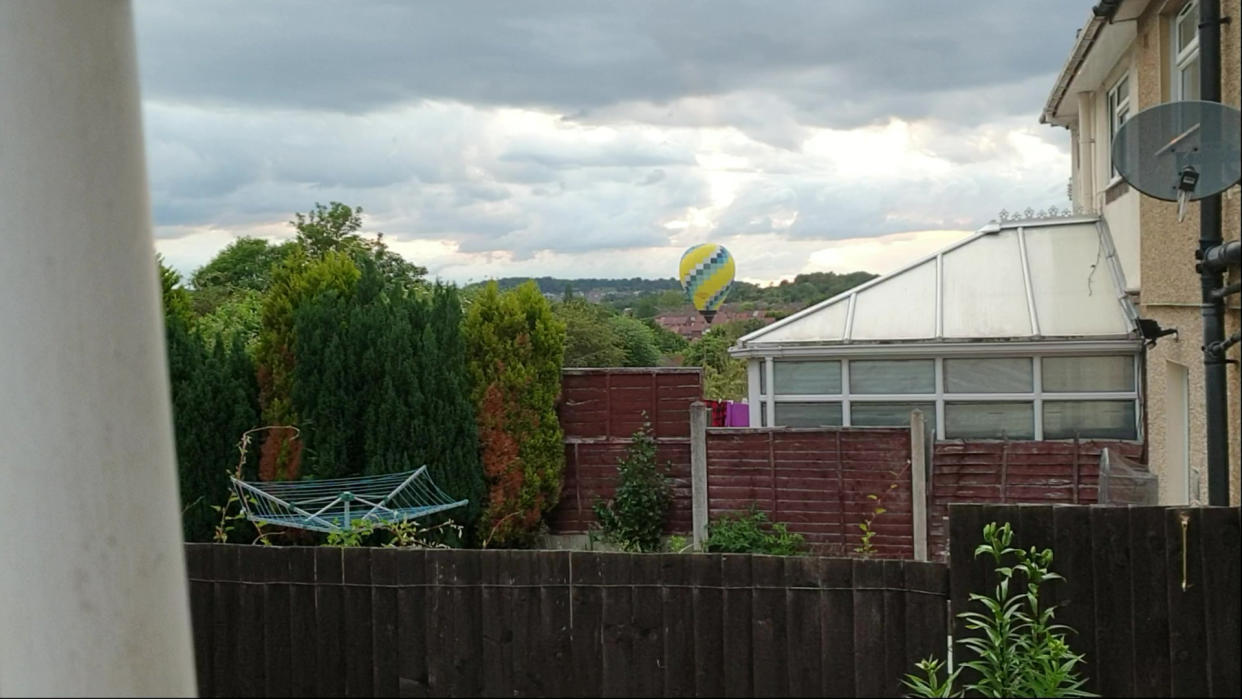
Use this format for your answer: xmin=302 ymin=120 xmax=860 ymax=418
xmin=0 ymin=1 xmax=197 ymax=695
xmin=1195 ymin=0 xmax=1231 ymax=506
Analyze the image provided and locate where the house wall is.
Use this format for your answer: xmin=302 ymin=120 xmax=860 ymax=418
xmin=1131 ymin=0 xmax=1241 ymax=505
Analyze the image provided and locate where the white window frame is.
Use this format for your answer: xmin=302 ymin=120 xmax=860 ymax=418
xmin=1171 ymin=1 xmax=1201 ymax=101
xmin=1108 ymin=74 xmax=1132 ymax=178
xmin=752 ymin=353 xmax=1142 ymax=441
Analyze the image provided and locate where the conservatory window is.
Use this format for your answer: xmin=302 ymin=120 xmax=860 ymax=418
xmin=850 ymin=402 xmax=936 ymax=429
xmin=761 ymin=354 xmax=1139 ymax=441
xmin=774 ymin=402 xmax=843 ymax=427
xmin=1043 ymin=400 xmax=1137 ymax=440
xmin=945 ymin=402 xmax=1034 ymax=440
xmin=849 ymin=359 xmax=935 ymax=394
xmin=944 ymin=357 xmax=1033 ymax=393
xmin=1041 ymin=355 xmax=1134 ymax=392
xmin=774 ymin=360 xmax=841 ymax=395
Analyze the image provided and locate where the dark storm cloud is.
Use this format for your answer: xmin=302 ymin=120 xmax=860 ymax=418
xmin=133 ymin=1 xmax=1087 ymax=129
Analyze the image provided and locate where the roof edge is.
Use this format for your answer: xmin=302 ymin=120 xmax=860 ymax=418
xmin=1041 ymin=3 xmax=1119 ymax=126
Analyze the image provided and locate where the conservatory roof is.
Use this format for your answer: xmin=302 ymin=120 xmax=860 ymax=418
xmin=731 ymin=216 xmax=1140 ymax=356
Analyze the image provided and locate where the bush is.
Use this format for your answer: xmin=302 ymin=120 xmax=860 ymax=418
xmin=593 ymin=420 xmax=673 ymax=552
xmin=705 ymin=504 xmax=806 ymax=556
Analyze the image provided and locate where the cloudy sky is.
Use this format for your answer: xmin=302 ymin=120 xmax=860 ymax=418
xmin=135 ymin=1 xmax=1089 ymax=286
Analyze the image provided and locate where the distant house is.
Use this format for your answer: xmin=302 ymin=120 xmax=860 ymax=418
xmin=1040 ymin=0 xmax=1240 ymax=504
xmin=728 ymin=215 xmax=1145 ymax=443
xmin=655 ymin=305 xmax=778 ymax=341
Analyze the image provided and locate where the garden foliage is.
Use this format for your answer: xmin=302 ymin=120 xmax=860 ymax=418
xmin=903 ymin=521 xmax=1094 ymax=698
xmin=592 ymin=420 xmax=673 ymax=552
xmin=705 ymin=504 xmax=807 ymax=555
xmin=464 ymin=281 xmax=567 ymax=547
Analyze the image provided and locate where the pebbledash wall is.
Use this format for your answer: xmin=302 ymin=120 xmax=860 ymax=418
xmin=551 ymin=368 xmax=1146 ymax=558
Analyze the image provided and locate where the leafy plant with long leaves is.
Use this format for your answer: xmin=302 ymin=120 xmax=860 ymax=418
xmin=903 ymin=521 xmax=1095 ymax=698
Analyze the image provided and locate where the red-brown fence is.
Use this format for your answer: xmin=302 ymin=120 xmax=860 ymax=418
xmin=928 ymin=439 xmax=1145 ymax=559
xmin=706 ymin=427 xmax=913 ymax=557
xmin=553 ymin=368 xmax=701 ymax=534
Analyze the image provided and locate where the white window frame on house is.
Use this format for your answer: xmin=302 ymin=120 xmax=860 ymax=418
xmin=1107 ymin=74 xmax=1132 ymax=178
xmin=751 ymin=353 xmax=1141 ymax=442
xmin=1171 ymin=1 xmax=1201 ymax=101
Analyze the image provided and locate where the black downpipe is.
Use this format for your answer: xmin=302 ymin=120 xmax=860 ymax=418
xmin=1197 ymin=0 xmax=1230 ymax=506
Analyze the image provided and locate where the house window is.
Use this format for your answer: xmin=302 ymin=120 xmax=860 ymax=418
xmin=1172 ymin=1 xmax=1200 ymax=101
xmin=1108 ymin=75 xmax=1131 ymax=177
xmin=761 ymin=354 xmax=1139 ymax=440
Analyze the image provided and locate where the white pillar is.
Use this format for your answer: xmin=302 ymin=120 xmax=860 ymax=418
xmin=0 ymin=2 xmax=197 ymax=696
xmin=910 ymin=410 xmax=929 ymax=562
xmin=690 ymin=401 xmax=709 ymax=550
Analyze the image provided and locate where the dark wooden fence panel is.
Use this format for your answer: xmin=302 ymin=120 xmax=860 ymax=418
xmin=185 ymin=546 xmax=947 ymax=698
xmin=948 ymin=504 xmax=1241 ymax=698
xmin=186 ymin=510 xmax=1236 ymax=699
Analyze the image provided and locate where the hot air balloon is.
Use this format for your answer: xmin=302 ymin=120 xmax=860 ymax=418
xmin=678 ymin=243 xmax=735 ymax=325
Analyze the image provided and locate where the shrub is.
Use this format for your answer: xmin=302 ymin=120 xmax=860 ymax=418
xmin=903 ymin=521 xmax=1094 ymax=698
xmin=464 ymin=281 xmax=567 ymax=547
xmin=593 ymin=420 xmax=673 ymax=552
xmin=705 ymin=504 xmax=806 ymax=556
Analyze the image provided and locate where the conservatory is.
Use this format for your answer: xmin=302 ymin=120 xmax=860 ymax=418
xmin=729 ymin=215 xmax=1145 ymax=441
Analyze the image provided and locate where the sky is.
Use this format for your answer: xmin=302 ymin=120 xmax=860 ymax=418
xmin=134 ymin=1 xmax=1089 ymax=287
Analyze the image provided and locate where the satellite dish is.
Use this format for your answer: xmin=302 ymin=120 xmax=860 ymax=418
xmin=1112 ymin=101 xmax=1242 ymax=208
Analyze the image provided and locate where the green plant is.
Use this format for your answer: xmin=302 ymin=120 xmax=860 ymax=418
xmin=665 ymin=534 xmax=691 ymax=553
xmin=592 ymin=419 xmax=673 ymax=552
xmin=705 ymin=504 xmax=806 ymax=556
xmin=855 ymin=482 xmax=899 ymax=557
xmin=903 ymin=521 xmax=1095 ymax=698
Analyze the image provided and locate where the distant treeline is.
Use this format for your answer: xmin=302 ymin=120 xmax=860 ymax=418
xmin=469 ymin=270 xmax=878 ymax=310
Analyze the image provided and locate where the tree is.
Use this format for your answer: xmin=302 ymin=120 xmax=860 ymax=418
xmin=160 ymin=257 xmax=258 ymax=541
xmin=464 ymin=281 xmax=567 ymax=547
xmin=256 ymin=248 xmax=361 ymax=480
xmin=556 ymin=297 xmax=625 ymax=367
xmin=190 ymin=237 xmax=297 ymax=294
xmin=609 ymin=314 xmax=661 ymax=367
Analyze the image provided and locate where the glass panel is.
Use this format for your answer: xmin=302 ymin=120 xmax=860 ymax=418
xmin=774 ymin=360 xmax=842 ymax=395
xmin=849 ymin=359 xmax=935 ymax=394
xmin=1041 ymin=356 xmax=1135 ymax=392
xmin=945 ymin=402 xmax=1034 ymax=439
xmin=1178 ymin=3 xmax=1199 ymax=52
xmin=1043 ymin=400 xmax=1137 ymax=440
xmin=849 ymin=402 xmax=936 ymax=428
xmin=1180 ymin=59 xmax=1200 ymax=100
xmin=1115 ymin=76 xmax=1129 ymax=103
xmin=774 ymin=402 xmax=843 ymax=427
xmin=759 ymin=401 xmax=767 ymax=427
xmin=758 ymin=360 xmax=766 ymax=395
xmin=944 ymin=358 xmax=1033 ymax=393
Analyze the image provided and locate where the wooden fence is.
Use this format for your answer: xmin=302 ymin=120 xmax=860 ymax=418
xmin=185 ymin=544 xmax=948 ymax=698
xmin=948 ymin=504 xmax=1241 ymax=698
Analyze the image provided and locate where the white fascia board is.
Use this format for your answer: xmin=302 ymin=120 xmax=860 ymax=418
xmin=729 ymin=338 xmax=1142 ymax=359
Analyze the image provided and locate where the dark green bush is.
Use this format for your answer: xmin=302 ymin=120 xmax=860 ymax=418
xmin=593 ymin=419 xmax=673 ymax=552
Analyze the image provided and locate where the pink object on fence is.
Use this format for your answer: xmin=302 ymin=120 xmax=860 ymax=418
xmin=724 ymin=401 xmax=749 ymax=427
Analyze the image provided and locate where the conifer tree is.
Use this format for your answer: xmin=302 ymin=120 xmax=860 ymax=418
xmin=464 ymin=281 xmax=567 ymax=546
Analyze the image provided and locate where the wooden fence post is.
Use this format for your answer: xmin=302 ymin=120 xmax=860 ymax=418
xmin=691 ymin=401 xmax=709 ymax=550
xmin=911 ymin=410 xmax=929 ymax=561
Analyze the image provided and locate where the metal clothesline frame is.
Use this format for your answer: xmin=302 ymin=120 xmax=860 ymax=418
xmin=229 ymin=465 xmax=468 ymax=534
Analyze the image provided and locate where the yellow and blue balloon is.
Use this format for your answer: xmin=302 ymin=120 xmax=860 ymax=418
xmin=678 ymin=243 xmax=735 ymax=324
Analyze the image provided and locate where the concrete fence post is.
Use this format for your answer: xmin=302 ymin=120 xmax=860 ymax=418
xmin=911 ymin=409 xmax=929 ymax=561
xmin=0 ymin=2 xmax=196 ymax=694
xmin=690 ymin=401 xmax=709 ymax=550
